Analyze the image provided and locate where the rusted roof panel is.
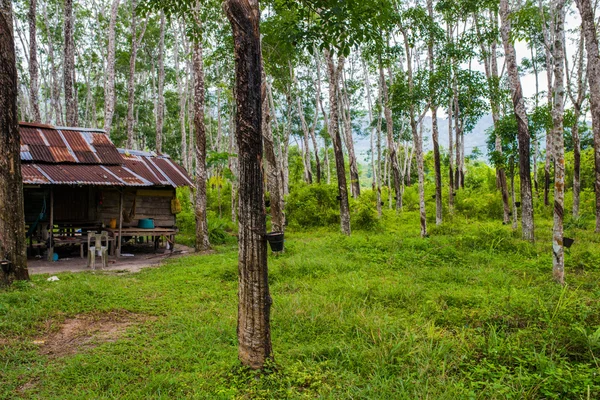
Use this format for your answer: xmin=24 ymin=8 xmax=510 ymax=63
xmin=38 ymin=164 xmax=124 ymax=185
xmin=94 ymin=144 xmax=124 ymax=165
xmin=121 ymin=157 xmax=165 ymax=185
xmin=143 ymin=157 xmax=171 ymax=184
xmin=103 ymin=165 xmax=152 ymax=186
xmin=22 ymin=164 xmax=50 ymax=184
xmin=20 ymin=127 xmax=45 ymax=145
xmin=28 ymin=144 xmax=54 ymax=162
xmin=153 ymin=158 xmax=193 ymax=187
xmin=61 ymin=130 xmax=100 ymax=164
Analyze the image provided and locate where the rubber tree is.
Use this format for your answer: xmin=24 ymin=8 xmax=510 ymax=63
xmin=224 ymin=0 xmax=272 ymax=369
xmin=499 ymin=0 xmax=535 ymax=242
xmin=575 ymin=0 xmax=600 ymax=233
xmin=63 ymin=0 xmax=78 ymax=126
xmin=0 ymin=0 xmax=29 ymax=285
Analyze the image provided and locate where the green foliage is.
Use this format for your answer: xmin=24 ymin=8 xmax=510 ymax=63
xmin=285 ymin=184 xmax=340 ymax=228
xmin=350 ymin=192 xmax=381 ymax=231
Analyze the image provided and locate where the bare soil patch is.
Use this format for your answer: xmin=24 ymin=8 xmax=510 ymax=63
xmin=36 ymin=310 xmax=152 ymax=358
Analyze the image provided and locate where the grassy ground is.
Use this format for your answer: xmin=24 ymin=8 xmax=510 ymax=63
xmin=2 ymin=212 xmax=600 ymax=399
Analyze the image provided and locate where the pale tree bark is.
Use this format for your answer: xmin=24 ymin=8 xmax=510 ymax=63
xmin=341 ymin=71 xmax=360 ymax=197
xmin=0 ymin=0 xmax=29 ymax=285
xmin=309 ymin=71 xmax=322 ymax=183
xmin=63 ymin=0 xmax=78 ymax=126
xmin=156 ymin=11 xmax=165 ymax=153
xmin=174 ymin=23 xmax=188 ymax=169
xmin=103 ymin=0 xmax=120 ymax=134
xmin=428 ymin=0 xmax=442 ymax=225
xmin=551 ymin=0 xmax=566 ymax=284
xmin=262 ymin=77 xmax=284 ymax=232
xmin=192 ymin=19 xmax=210 ymax=252
xmin=42 ymin=3 xmax=62 ymax=125
xmin=566 ymin=27 xmax=586 ymax=219
xmin=224 ymin=0 xmax=272 ymax=370
xmin=126 ymin=0 xmax=147 ymax=149
xmin=447 ymin=24 xmax=455 ymax=210
xmin=541 ymin=0 xmax=554 ymax=207
xmin=363 ymin=57 xmax=382 ymax=217
xmin=28 ymin=0 xmax=41 ymax=122
xmin=291 ymin=64 xmax=313 ymax=184
xmin=500 ymin=0 xmax=535 ymax=241
xmin=476 ymin=11 xmax=510 ymax=224
xmin=325 ymin=50 xmax=351 ymax=235
xmin=575 ymin=0 xmax=600 ymax=232
xmin=379 ymin=60 xmax=402 ymax=211
xmin=401 ymin=29 xmax=427 ymax=237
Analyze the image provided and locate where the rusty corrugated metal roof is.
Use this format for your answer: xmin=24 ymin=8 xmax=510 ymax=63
xmin=19 ymin=123 xmax=193 ymax=188
xmin=21 ymin=164 xmax=50 ymax=184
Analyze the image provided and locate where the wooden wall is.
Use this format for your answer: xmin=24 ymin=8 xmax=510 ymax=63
xmin=97 ymin=187 xmax=176 ymax=228
xmin=23 ymin=185 xmax=177 ymax=228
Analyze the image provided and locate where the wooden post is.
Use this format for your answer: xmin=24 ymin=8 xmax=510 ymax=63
xmin=47 ymin=188 xmax=54 ymax=261
xmin=117 ymin=190 xmax=123 ymax=257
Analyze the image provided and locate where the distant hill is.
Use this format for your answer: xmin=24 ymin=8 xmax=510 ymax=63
xmin=354 ymin=113 xmax=495 ymax=163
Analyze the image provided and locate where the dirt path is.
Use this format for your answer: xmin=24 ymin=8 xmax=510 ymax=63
xmin=28 ymin=244 xmax=194 ymax=275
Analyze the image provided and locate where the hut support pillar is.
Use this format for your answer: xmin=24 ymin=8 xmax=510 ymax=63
xmin=117 ymin=190 xmax=123 ymax=257
xmin=47 ymin=188 xmax=54 ymax=261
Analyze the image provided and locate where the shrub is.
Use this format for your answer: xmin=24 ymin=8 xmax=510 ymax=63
xmin=351 ymin=192 xmax=381 ymax=231
xmin=285 ymin=184 xmax=340 ymax=228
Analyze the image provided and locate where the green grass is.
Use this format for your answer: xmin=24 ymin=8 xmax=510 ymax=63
xmin=2 ymin=212 xmax=600 ymax=399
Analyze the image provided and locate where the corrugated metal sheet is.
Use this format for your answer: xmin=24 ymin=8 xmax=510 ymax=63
xmin=18 ymin=123 xmax=192 ymax=188
xmin=121 ymin=157 xmax=167 ymax=185
xmin=92 ymin=133 xmax=123 ymax=164
xmin=154 ymin=158 xmax=194 ymax=187
xmin=102 ymin=165 xmax=152 ymax=186
xmin=41 ymin=164 xmax=123 ymax=185
xmin=21 ymin=164 xmax=50 ymax=184
xmin=61 ymin=130 xmax=100 ymax=163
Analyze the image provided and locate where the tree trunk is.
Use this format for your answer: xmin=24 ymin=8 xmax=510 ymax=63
xmin=550 ymin=0 xmax=566 ymax=284
xmin=103 ymin=0 xmax=120 ymax=134
xmin=325 ymin=50 xmax=351 ymax=235
xmin=500 ymin=0 xmax=535 ymax=241
xmin=309 ymin=70 xmax=322 ymax=184
xmin=292 ymin=65 xmax=313 ymax=184
xmin=42 ymin=3 xmax=62 ymax=125
xmin=341 ymin=72 xmax=360 ymax=197
xmin=224 ymin=0 xmax=272 ymax=370
xmin=0 ymin=0 xmax=29 ymax=285
xmin=379 ymin=61 xmax=402 ymax=211
xmin=262 ymin=78 xmax=284 ymax=232
xmin=575 ymin=0 xmax=600 ymax=231
xmin=363 ymin=58 xmax=382 ymax=217
xmin=402 ymin=31 xmax=427 ymax=237
xmin=174 ymin=24 xmax=188 ymax=170
xmin=428 ymin=0 xmax=442 ymax=225
xmin=126 ymin=0 xmax=147 ymax=149
xmin=28 ymin=0 xmax=41 ymax=122
xmin=156 ymin=11 xmax=165 ymax=153
xmin=63 ymin=0 xmax=78 ymax=126
xmin=192 ymin=19 xmax=210 ymax=252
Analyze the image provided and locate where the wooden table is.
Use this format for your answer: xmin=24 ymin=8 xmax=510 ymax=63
xmin=105 ymin=227 xmax=178 ymax=256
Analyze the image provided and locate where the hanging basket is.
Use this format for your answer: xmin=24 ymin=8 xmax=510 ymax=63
xmin=265 ymin=232 xmax=284 ymax=252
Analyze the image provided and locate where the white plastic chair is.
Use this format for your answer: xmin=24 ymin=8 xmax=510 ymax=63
xmin=87 ymin=231 xmax=109 ymax=270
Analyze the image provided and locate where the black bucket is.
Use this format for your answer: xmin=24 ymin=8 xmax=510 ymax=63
xmin=266 ymin=232 xmax=284 ymax=252
xmin=515 ymin=201 xmax=521 ymax=208
xmin=564 ymin=237 xmax=574 ymax=248
xmin=336 ymin=195 xmax=342 ymax=201
xmin=265 ymin=200 xmax=271 ymax=208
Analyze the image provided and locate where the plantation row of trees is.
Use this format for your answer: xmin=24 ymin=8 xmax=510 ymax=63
xmin=4 ymin=0 xmax=600 ymax=368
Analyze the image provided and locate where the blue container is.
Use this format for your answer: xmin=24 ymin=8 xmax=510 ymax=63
xmin=138 ymin=219 xmax=155 ymax=229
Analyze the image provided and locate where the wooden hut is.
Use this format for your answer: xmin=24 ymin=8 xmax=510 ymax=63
xmin=19 ymin=122 xmax=193 ymax=259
